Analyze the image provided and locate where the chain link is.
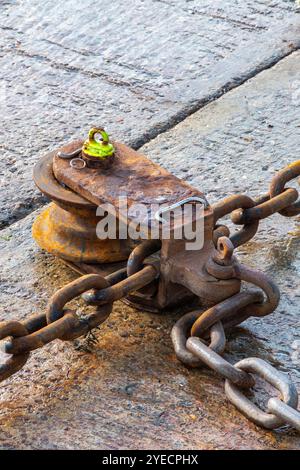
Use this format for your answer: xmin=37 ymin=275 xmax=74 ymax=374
xmin=212 ymin=159 xmax=300 ymax=248
xmin=231 ymin=188 xmax=298 ymax=225
xmin=0 ymin=322 xmax=30 ymax=382
xmin=268 ymin=397 xmax=300 ymax=432
xmin=224 ymin=358 xmax=300 ymax=430
xmin=173 ymin=315 xmax=300 ymax=431
xmin=190 ymin=291 xmax=264 ymax=338
xmin=0 ymin=257 xmax=158 ymax=383
xmin=212 ymin=194 xmax=259 ymax=248
xmin=171 ymin=312 xmax=225 ymax=368
xmin=269 ymin=160 xmax=300 ymax=217
xmin=82 ymin=263 xmax=159 ymax=305
xmin=186 ymin=336 xmax=255 ymax=389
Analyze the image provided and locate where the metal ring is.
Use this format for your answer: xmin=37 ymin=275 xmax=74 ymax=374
xmin=225 ymin=357 xmax=299 ymax=429
xmin=171 ymin=311 xmax=226 ymax=368
xmin=186 ymin=337 xmax=255 ymax=388
xmin=0 ymin=321 xmax=29 ymax=382
xmin=70 ymin=158 xmax=86 ymax=169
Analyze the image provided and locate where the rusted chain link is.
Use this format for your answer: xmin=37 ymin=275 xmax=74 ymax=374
xmin=190 ymin=291 xmax=264 ymax=338
xmin=0 ymin=262 xmax=158 ymax=382
xmin=212 ymin=194 xmax=259 ymax=248
xmin=126 ymin=239 xmax=161 ymax=297
xmin=127 ymin=239 xmax=161 ymax=276
xmin=0 ymin=322 xmax=30 ymax=382
xmin=82 ymin=263 xmax=159 ymax=305
xmin=234 ymin=263 xmax=280 ymax=318
xmin=231 ymin=188 xmax=298 ymax=225
xmin=47 ymin=274 xmax=111 ymax=324
xmin=171 ymin=313 xmax=225 ymax=368
xmin=269 ymin=160 xmax=300 ymax=217
xmin=212 ymin=159 xmax=300 ymax=248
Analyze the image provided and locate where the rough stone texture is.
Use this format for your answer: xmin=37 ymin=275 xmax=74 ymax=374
xmin=142 ymin=51 xmax=300 ymax=202
xmin=0 ymin=51 xmax=300 ymax=449
xmin=0 ymin=0 xmax=299 ymax=228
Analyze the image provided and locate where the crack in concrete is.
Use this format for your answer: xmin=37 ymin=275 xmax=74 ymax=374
xmin=128 ymin=47 xmax=299 ymax=149
xmin=3 ymin=45 xmax=158 ymax=99
xmin=0 ymin=27 xmax=162 ymax=97
xmin=0 ymin=23 xmax=159 ymax=83
xmin=153 ymin=0 xmax=269 ymax=31
xmin=41 ymin=38 xmax=161 ymax=78
xmin=42 ymin=38 xmax=99 ymax=58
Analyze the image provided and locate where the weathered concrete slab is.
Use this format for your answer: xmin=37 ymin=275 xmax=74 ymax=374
xmin=0 ymin=0 xmax=299 ymax=228
xmin=142 ymin=51 xmax=300 ymax=202
xmin=0 ymin=52 xmax=300 ymax=449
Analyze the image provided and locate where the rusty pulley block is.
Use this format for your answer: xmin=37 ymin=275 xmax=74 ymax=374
xmin=1 ymin=127 xmax=300 ymax=433
xmin=33 ymin=128 xmax=240 ymax=312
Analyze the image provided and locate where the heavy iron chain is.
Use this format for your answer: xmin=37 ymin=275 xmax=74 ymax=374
xmin=0 ymin=263 xmax=159 ymax=382
xmin=0 ymin=160 xmax=299 ymax=432
xmin=172 ymin=159 xmax=300 ymax=432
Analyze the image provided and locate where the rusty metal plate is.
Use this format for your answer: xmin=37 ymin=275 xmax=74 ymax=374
xmin=52 ymin=141 xmax=208 ymax=230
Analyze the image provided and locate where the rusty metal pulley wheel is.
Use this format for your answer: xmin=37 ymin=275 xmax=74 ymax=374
xmin=33 ymin=146 xmax=137 ymax=265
